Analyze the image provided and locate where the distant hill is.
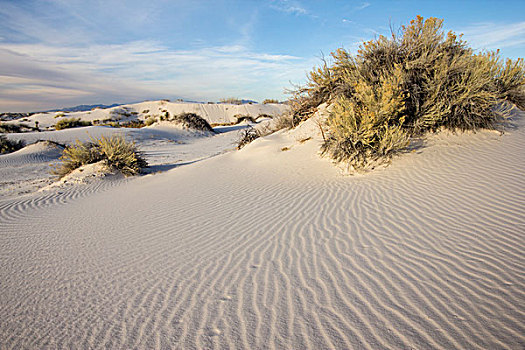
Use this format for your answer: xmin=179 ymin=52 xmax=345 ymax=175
xmin=44 ymin=103 xmax=123 ymax=113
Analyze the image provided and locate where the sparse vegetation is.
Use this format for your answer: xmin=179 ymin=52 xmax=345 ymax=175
xmin=219 ymin=97 xmax=243 ymax=105
xmin=120 ymin=120 xmax=145 ymax=128
xmin=272 ymin=114 xmax=295 ymax=131
xmin=262 ymin=99 xmax=279 ymax=104
xmin=54 ymin=118 xmax=92 ymax=130
xmin=237 ymin=127 xmax=262 ymax=149
xmin=0 ymin=122 xmax=36 ymax=133
xmin=290 ymin=16 xmax=525 ymax=171
xmin=0 ymin=134 xmax=25 ymax=154
xmin=53 ymin=135 xmax=147 ymax=177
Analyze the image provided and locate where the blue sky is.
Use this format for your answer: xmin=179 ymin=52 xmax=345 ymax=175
xmin=1 ymin=0 xmax=524 ymax=112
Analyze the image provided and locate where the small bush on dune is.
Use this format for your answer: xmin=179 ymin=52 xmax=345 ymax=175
xmin=262 ymin=99 xmax=279 ymax=104
xmin=237 ymin=127 xmax=262 ymax=149
xmin=144 ymin=117 xmax=157 ymax=126
xmin=173 ymin=113 xmax=215 ymax=133
xmin=55 ymin=117 xmax=92 ymax=130
xmin=53 ymin=135 xmax=147 ymax=177
xmin=0 ymin=134 xmax=25 ymax=154
xmin=234 ymin=115 xmax=257 ymax=124
xmin=120 ymin=120 xmax=145 ymax=128
xmin=291 ymin=16 xmax=525 ymax=171
xmin=272 ymin=114 xmax=296 ymax=131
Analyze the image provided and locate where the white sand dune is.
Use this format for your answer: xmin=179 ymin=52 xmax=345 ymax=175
xmin=0 ymin=110 xmax=524 ymax=349
xmin=1 ymin=122 xmax=251 ymax=197
xmin=5 ymin=100 xmax=289 ymax=129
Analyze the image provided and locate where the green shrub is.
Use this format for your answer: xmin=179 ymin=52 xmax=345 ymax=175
xmin=0 ymin=134 xmax=25 ymax=154
xmin=53 ymin=135 xmax=147 ymax=177
xmin=55 ymin=117 xmax=92 ymax=130
xmin=291 ymin=16 xmax=525 ymax=171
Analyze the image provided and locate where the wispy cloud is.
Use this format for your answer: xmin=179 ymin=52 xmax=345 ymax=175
xmin=355 ymin=2 xmax=371 ymax=11
xmin=270 ymin=0 xmax=308 ymax=16
xmin=458 ymin=21 xmax=525 ymax=50
xmin=0 ymin=41 xmax=310 ymax=111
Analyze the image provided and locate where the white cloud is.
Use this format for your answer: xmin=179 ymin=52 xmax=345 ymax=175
xmin=0 ymin=41 xmax=311 ymax=112
xmin=458 ymin=22 xmax=525 ymax=50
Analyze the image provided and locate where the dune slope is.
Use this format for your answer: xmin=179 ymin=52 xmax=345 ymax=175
xmin=0 ymin=113 xmax=524 ymax=349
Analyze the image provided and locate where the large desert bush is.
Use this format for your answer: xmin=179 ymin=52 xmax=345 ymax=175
xmin=291 ymin=16 xmax=525 ymax=171
xmin=53 ymin=135 xmax=147 ymax=177
xmin=55 ymin=117 xmax=92 ymax=130
xmin=0 ymin=134 xmax=25 ymax=154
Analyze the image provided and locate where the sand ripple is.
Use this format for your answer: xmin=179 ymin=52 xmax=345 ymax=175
xmin=1 ymin=119 xmax=524 ymax=349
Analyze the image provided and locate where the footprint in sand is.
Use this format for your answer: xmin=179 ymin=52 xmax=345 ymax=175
xmin=208 ymin=328 xmax=221 ymax=336
xmin=220 ymin=295 xmax=232 ymax=302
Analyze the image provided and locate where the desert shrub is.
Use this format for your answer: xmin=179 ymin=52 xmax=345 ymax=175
xmin=173 ymin=113 xmax=215 ymax=133
xmin=291 ymin=16 xmax=525 ymax=171
xmin=271 ymin=114 xmax=295 ymax=131
xmin=53 ymin=140 xmax=102 ymax=176
xmin=0 ymin=122 xmax=35 ymax=133
xmin=120 ymin=120 xmax=145 ymax=128
xmin=0 ymin=134 xmax=25 ymax=154
xmin=106 ymin=122 xmax=121 ymax=128
xmin=219 ymin=97 xmax=243 ymax=105
xmin=262 ymin=99 xmax=279 ymax=104
xmin=55 ymin=117 xmax=92 ymax=130
xmin=144 ymin=117 xmax=156 ymax=126
xmin=53 ymin=135 xmax=147 ymax=177
xmin=237 ymin=127 xmax=261 ymax=149
xmin=234 ymin=115 xmax=257 ymax=124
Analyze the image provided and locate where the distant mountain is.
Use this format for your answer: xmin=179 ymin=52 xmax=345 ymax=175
xmin=43 ymin=103 xmax=124 ymax=113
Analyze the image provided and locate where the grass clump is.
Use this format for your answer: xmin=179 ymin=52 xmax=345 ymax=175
xmin=291 ymin=16 xmax=525 ymax=171
xmin=53 ymin=135 xmax=147 ymax=177
xmin=0 ymin=134 xmax=25 ymax=154
xmin=55 ymin=117 xmax=92 ymax=130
